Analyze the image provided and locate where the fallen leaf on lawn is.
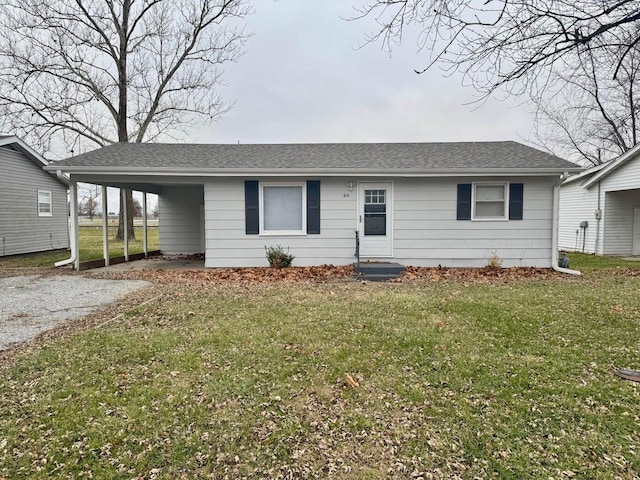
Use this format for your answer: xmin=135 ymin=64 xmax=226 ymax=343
xmin=345 ymin=373 xmax=359 ymax=388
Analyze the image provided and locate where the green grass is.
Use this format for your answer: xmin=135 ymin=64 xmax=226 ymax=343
xmin=1 ymin=272 xmax=639 ymax=478
xmin=567 ymin=251 xmax=640 ymax=273
xmin=0 ymin=226 xmax=160 ymax=267
xmin=78 ymin=225 xmax=160 ymax=262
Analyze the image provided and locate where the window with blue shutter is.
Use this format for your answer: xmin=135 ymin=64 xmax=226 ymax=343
xmin=457 ymin=182 xmax=524 ymax=221
xmin=245 ymin=180 xmax=321 ymax=234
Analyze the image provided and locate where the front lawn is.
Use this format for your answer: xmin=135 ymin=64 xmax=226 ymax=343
xmin=1 ymin=270 xmax=639 ymax=478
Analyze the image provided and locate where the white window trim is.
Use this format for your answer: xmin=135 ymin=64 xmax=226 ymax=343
xmin=471 ymin=182 xmax=509 ymax=221
xmin=37 ymin=189 xmax=53 ymax=217
xmin=259 ymin=182 xmax=307 ymax=236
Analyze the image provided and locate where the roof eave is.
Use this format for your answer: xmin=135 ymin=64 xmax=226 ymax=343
xmin=45 ymin=165 xmax=581 ymax=177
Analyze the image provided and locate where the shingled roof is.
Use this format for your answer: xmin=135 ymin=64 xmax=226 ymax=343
xmin=48 ymin=141 xmax=580 ymax=173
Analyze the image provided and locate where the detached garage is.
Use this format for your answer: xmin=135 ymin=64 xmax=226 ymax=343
xmin=559 ymin=144 xmax=640 ymax=256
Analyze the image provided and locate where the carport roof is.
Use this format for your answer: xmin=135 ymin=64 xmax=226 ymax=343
xmin=46 ymin=140 xmax=581 ymax=175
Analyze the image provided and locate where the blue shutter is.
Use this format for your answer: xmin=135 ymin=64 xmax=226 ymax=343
xmin=509 ymin=183 xmax=523 ymax=220
xmin=306 ymin=180 xmax=321 ymax=234
xmin=457 ymin=184 xmax=472 ymax=220
xmin=244 ymin=180 xmax=259 ymax=234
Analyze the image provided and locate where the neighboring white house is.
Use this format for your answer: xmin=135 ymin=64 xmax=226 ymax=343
xmin=559 ymin=144 xmax=640 ymax=256
xmin=0 ymin=135 xmax=70 ymax=257
xmin=45 ymin=141 xmax=581 ymax=269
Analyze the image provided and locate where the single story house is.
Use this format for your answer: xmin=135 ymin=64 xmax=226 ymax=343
xmin=0 ymin=135 xmax=70 ymax=257
xmin=559 ymin=143 xmax=640 ymax=256
xmin=45 ymin=141 xmax=581 ymax=270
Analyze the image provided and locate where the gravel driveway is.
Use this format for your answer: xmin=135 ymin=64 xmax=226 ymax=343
xmin=0 ymin=275 xmax=149 ymax=350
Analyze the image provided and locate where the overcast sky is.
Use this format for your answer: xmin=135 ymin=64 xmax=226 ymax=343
xmin=182 ymin=0 xmax=536 ymax=146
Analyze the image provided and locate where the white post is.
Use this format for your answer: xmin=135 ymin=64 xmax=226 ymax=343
xmin=122 ymin=188 xmax=129 ymax=262
xmin=71 ymin=181 xmax=80 ymax=270
xmin=142 ymin=192 xmax=148 ymax=258
xmin=102 ymin=185 xmax=109 ymax=267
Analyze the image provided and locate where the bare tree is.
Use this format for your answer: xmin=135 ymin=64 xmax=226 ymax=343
xmin=132 ymin=198 xmax=143 ymax=218
xmin=533 ymin=39 xmax=640 ymax=166
xmin=353 ymin=1 xmax=640 ymax=163
xmin=79 ymin=184 xmax=101 ymax=221
xmin=0 ymin=0 xmax=250 ymax=239
xmin=355 ymin=1 xmax=640 ymax=94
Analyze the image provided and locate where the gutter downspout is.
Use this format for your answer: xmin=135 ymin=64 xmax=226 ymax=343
xmin=553 ymin=174 xmax=581 ymax=275
xmin=55 ymin=175 xmax=78 ymax=268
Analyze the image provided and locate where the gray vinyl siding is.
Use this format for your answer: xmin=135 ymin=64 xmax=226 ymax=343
xmin=558 ymin=180 xmax=601 ymax=254
xmin=0 ymin=146 xmax=69 ymax=256
xmin=603 ymin=190 xmax=640 ymax=255
xmin=204 ymin=178 xmax=356 ymax=267
xmin=392 ymin=177 xmax=554 ymax=267
xmin=601 ymin=155 xmax=640 ymax=192
xmin=203 ymin=176 xmax=556 ymax=268
xmin=158 ymin=185 xmax=204 ymax=254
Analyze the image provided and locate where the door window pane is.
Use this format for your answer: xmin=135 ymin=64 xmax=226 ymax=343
xmin=263 ymin=186 xmax=303 ymax=232
xmin=364 ymin=189 xmax=386 ymax=235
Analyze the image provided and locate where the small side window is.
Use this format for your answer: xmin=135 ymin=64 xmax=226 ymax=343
xmin=472 ymin=183 xmax=508 ymax=220
xmin=38 ymin=190 xmax=52 ymax=217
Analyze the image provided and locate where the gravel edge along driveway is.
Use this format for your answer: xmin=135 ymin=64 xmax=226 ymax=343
xmin=0 ymin=275 xmax=150 ymax=350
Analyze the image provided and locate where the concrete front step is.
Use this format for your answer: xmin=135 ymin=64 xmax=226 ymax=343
xmin=355 ymin=262 xmax=405 ymax=281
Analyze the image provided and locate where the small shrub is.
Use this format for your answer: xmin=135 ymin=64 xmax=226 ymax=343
xmin=265 ymin=245 xmax=295 ymax=268
xmin=486 ymin=250 xmax=503 ymax=269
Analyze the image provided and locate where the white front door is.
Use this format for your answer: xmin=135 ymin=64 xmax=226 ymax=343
xmin=358 ymin=182 xmax=393 ymax=257
xmin=633 ymin=208 xmax=640 ymax=255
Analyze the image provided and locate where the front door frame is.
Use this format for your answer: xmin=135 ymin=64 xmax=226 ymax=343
xmin=357 ymin=181 xmax=393 ymax=257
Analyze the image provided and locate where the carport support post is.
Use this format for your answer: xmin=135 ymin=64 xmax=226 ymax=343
xmin=102 ymin=185 xmax=109 ymax=267
xmin=71 ymin=181 xmax=80 ymax=270
xmin=143 ymin=192 xmax=148 ymax=258
xmin=122 ymin=188 xmax=129 ymax=262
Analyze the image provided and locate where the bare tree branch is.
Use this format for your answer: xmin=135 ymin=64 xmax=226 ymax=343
xmin=0 ymin=0 xmax=250 ymax=240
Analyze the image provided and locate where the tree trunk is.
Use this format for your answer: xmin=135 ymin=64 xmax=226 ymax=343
xmin=115 ymin=189 xmax=136 ymax=241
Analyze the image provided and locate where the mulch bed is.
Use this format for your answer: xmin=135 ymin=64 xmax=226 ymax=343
xmin=85 ymin=264 xmax=570 ymax=285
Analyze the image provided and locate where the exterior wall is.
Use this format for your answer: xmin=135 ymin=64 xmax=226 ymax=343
xmin=204 ymin=176 xmax=556 ymax=268
xmin=558 ymin=179 xmax=601 ymax=254
xmin=0 ymin=146 xmax=69 ymax=256
xmin=392 ymin=176 xmax=555 ymax=267
xmin=603 ymin=190 xmax=640 ymax=255
xmin=204 ymin=178 xmax=356 ymax=266
xmin=158 ymin=185 xmax=204 ymax=254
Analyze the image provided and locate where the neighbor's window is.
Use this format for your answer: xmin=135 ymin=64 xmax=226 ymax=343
xmin=473 ymin=183 xmax=507 ymax=220
xmin=37 ymin=190 xmax=52 ymax=217
xmin=261 ymin=183 xmax=306 ymax=234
